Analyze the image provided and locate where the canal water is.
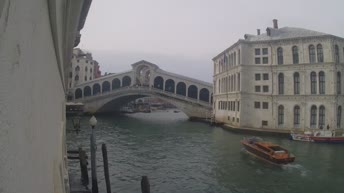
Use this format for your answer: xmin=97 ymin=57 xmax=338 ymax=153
xmin=66 ymin=110 xmax=344 ymax=193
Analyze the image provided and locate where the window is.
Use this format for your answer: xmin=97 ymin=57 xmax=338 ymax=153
xmin=309 ymin=45 xmax=316 ymax=63
xmin=319 ymin=105 xmax=325 ymax=128
xmin=319 ymin=71 xmax=325 ymax=94
xmin=237 ymin=101 xmax=240 ymax=111
xmin=255 ymin=48 xmax=260 ymax=55
xmin=294 ymin=106 xmax=300 ymax=127
xmin=84 ymin=76 xmax=87 ymax=81
xmin=255 ymin=58 xmax=261 ymax=64
xmin=337 ymin=106 xmax=342 ymax=128
xmin=311 ymin=72 xmax=317 ymax=94
xmin=74 ymin=75 xmax=79 ymax=81
xmin=263 ymin=48 xmax=268 ymax=55
xmin=278 ymin=105 xmax=284 ymax=126
xmin=75 ymin=66 xmax=80 ymax=71
xmin=86 ymin=60 xmax=88 ymax=63
xmin=337 ymin=72 xmax=341 ymax=94
xmin=77 ymin=59 xmax=80 ymax=63
xmin=85 ymin=67 xmax=88 ymax=72
xmin=232 ymin=117 xmax=235 ymax=122
xmin=294 ymin=72 xmax=300 ymax=94
xmin=90 ymin=77 xmax=92 ymax=80
xmin=292 ymin=46 xmax=299 ymax=64
xmin=255 ymin=74 xmax=261 ymax=80
xmin=69 ymin=72 xmax=72 ymax=78
xmin=277 ymin=47 xmax=283 ymax=64
xmin=255 ymin=86 xmax=261 ymax=92
xmin=317 ymin=44 xmax=323 ymax=63
xmin=91 ymin=62 xmax=93 ymax=64
xmin=262 ymin=121 xmax=268 ymax=126
xmin=90 ymin=68 xmax=93 ymax=73
xmin=254 ymin=102 xmax=260 ymax=109
xmin=263 ymin=86 xmax=269 ymax=92
xmin=335 ymin=45 xmax=339 ymax=63
xmin=278 ymin=73 xmax=284 ymax=95
xmin=263 ymin=102 xmax=269 ymax=109
xmin=263 ymin=57 xmax=268 ymax=64
xmin=263 ymin=73 xmax=269 ymax=80
xmin=238 ymin=49 xmax=241 ymax=64
xmin=310 ymin=105 xmax=317 ymax=128
xmin=237 ymin=118 xmax=240 ymax=123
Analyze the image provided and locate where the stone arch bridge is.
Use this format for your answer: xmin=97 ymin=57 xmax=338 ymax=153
xmin=70 ymin=60 xmax=213 ymax=120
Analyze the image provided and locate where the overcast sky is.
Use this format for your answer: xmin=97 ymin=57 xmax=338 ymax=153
xmin=78 ymin=0 xmax=344 ymax=82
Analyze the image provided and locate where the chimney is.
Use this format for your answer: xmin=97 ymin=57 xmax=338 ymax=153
xmin=273 ymin=19 xmax=278 ymax=29
xmin=257 ymin=29 xmax=260 ymax=35
xmin=266 ymin=28 xmax=271 ymax=36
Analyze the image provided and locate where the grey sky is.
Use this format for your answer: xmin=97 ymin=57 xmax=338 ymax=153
xmin=78 ymin=0 xmax=344 ymax=82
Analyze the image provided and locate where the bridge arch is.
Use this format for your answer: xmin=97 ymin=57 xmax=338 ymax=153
xmin=176 ymin=82 xmax=186 ymax=96
xmin=84 ymin=86 xmax=91 ymax=97
xmin=199 ymin=88 xmax=210 ymax=102
xmin=93 ymin=83 xmax=101 ymax=95
xmin=165 ymin=79 xmax=175 ymax=93
xmin=188 ymin=85 xmax=198 ymax=99
xmin=75 ymin=88 xmax=82 ymax=99
xmin=122 ymin=76 xmax=131 ymax=87
xmin=102 ymin=81 xmax=110 ymax=93
xmin=112 ymin=78 xmax=121 ymax=90
xmin=154 ymin=76 xmax=164 ymax=90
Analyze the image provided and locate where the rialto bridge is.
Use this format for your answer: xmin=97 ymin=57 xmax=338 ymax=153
xmin=70 ymin=60 xmax=213 ymax=120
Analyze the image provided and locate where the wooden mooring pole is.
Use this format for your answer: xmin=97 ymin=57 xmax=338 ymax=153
xmin=102 ymin=143 xmax=111 ymax=193
xmin=141 ymin=176 xmax=150 ymax=193
xmin=90 ymin=127 xmax=98 ymax=193
xmin=79 ymin=147 xmax=89 ymax=186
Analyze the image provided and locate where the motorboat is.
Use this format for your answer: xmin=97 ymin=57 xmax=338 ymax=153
xmin=241 ymin=137 xmax=295 ymax=165
xmin=290 ymin=131 xmax=313 ymax=142
xmin=311 ymin=130 xmax=344 ymax=144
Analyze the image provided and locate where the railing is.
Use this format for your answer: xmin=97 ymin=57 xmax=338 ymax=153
xmin=74 ymin=86 xmax=212 ymax=107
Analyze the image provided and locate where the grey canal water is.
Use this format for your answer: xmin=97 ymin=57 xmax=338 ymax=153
xmin=66 ymin=110 xmax=344 ymax=193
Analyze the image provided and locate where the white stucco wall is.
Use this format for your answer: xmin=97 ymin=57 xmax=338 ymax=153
xmin=0 ymin=0 xmax=88 ymax=192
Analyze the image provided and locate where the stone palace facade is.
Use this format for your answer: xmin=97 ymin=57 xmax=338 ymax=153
xmin=213 ymin=19 xmax=344 ymax=133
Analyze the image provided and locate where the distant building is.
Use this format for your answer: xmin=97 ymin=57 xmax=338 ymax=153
xmin=68 ymin=48 xmax=101 ymax=88
xmin=213 ymin=19 xmax=344 ymax=133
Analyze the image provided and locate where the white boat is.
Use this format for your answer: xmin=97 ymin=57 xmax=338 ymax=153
xmin=290 ymin=131 xmax=313 ymax=142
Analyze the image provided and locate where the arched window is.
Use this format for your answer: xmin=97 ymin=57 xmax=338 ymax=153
xmin=69 ymin=72 xmax=73 ymax=78
xmin=317 ymin=44 xmax=323 ymax=63
xmin=277 ymin=47 xmax=283 ymax=64
xmin=165 ymin=79 xmax=175 ymax=93
xmin=335 ymin=45 xmax=340 ymax=63
xmin=309 ymin=45 xmax=316 ymax=63
xmin=337 ymin=106 xmax=342 ymax=128
xmin=75 ymin=88 xmax=82 ymax=99
xmin=176 ymin=82 xmax=186 ymax=96
xmin=292 ymin=46 xmax=299 ymax=64
xmin=85 ymin=66 xmax=88 ymax=72
xmin=112 ymin=78 xmax=120 ymax=90
xmin=154 ymin=76 xmax=164 ymax=90
xmin=319 ymin=105 xmax=325 ymax=128
xmin=188 ymin=85 xmax=198 ymax=99
xmin=122 ymin=76 xmax=131 ymax=87
xmin=199 ymin=88 xmax=210 ymax=102
xmin=319 ymin=71 xmax=325 ymax=94
xmin=294 ymin=72 xmax=300 ymax=94
xmin=102 ymin=81 xmax=110 ymax=93
xmin=93 ymin=83 xmax=101 ymax=95
xmin=75 ymin=66 xmax=80 ymax=71
xmin=84 ymin=86 xmax=91 ymax=97
xmin=294 ymin=106 xmax=300 ymax=127
xmin=310 ymin=105 xmax=317 ymax=128
xmin=278 ymin=73 xmax=284 ymax=95
xmin=337 ymin=72 xmax=341 ymax=94
xmin=278 ymin=105 xmax=284 ymax=126
xmin=310 ymin=72 xmax=317 ymax=94
xmin=74 ymin=75 xmax=79 ymax=81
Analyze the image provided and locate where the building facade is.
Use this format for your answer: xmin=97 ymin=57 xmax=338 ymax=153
xmin=68 ymin=48 xmax=101 ymax=89
xmin=213 ymin=20 xmax=344 ymax=133
xmin=0 ymin=0 xmax=91 ymax=193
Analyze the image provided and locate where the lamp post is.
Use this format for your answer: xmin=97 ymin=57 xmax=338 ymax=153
xmin=89 ymin=116 xmax=98 ymax=193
